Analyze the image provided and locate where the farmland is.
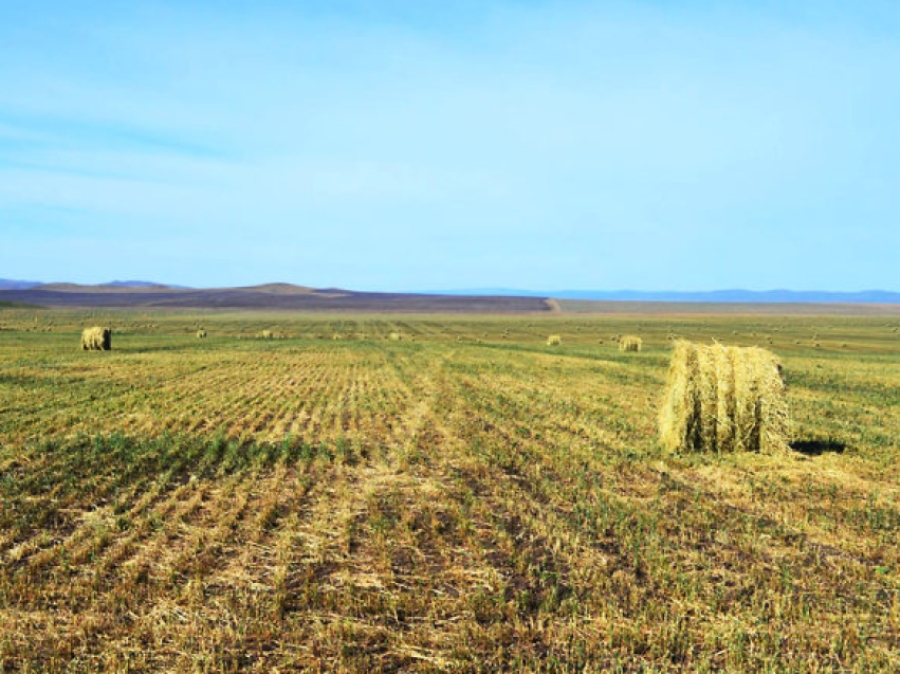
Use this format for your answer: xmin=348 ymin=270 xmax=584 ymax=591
xmin=1 ymin=309 xmax=899 ymax=672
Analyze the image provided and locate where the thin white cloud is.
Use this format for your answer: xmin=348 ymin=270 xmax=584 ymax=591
xmin=1 ymin=1 xmax=898 ymax=290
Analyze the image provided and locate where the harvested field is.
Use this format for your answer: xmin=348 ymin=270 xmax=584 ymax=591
xmin=1 ymin=309 xmax=898 ymax=672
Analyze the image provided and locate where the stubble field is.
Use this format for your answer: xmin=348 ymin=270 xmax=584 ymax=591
xmin=1 ymin=309 xmax=898 ymax=672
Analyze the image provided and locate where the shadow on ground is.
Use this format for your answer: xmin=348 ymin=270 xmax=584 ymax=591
xmin=791 ymin=439 xmax=847 ymax=456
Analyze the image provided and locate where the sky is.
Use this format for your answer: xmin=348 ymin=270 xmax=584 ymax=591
xmin=1 ymin=1 xmax=898 ymax=292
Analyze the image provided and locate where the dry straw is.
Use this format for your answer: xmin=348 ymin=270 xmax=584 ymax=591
xmin=81 ymin=326 xmax=111 ymax=351
xmin=547 ymin=334 xmax=562 ymax=346
xmin=619 ymin=335 xmax=642 ymax=352
xmin=658 ymin=340 xmax=790 ymax=454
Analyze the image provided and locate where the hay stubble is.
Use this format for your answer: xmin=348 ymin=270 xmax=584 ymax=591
xmin=659 ymin=341 xmax=791 ymax=454
xmin=0 ymin=312 xmax=897 ymax=672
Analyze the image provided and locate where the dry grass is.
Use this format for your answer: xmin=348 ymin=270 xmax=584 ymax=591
xmin=0 ymin=310 xmax=898 ymax=672
xmin=659 ymin=341 xmax=790 ymax=454
xmin=80 ymin=326 xmax=111 ymax=351
xmin=619 ymin=335 xmax=642 ymax=352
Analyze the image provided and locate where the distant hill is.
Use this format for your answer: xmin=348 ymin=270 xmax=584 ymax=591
xmin=2 ymin=279 xmax=898 ymax=312
xmin=570 ymin=289 xmax=900 ymax=304
xmin=106 ymin=280 xmax=186 ymax=289
xmin=0 ymin=279 xmax=42 ymax=290
xmin=0 ymin=282 xmax=551 ymax=313
xmin=433 ymin=288 xmax=900 ymax=304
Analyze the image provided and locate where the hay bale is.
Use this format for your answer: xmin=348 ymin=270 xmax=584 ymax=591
xmin=258 ymin=329 xmax=274 ymax=339
xmin=658 ymin=341 xmax=790 ymax=454
xmin=547 ymin=334 xmax=562 ymax=346
xmin=81 ymin=326 xmax=111 ymax=351
xmin=619 ymin=335 xmax=642 ymax=352
xmin=389 ymin=332 xmax=402 ymax=341
xmin=196 ymin=329 xmax=207 ymax=338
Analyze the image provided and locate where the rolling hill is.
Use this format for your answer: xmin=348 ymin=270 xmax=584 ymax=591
xmin=0 ymin=282 xmax=553 ymax=313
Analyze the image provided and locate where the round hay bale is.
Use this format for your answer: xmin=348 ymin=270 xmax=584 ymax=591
xmin=389 ymin=332 xmax=402 ymax=341
xmin=196 ymin=329 xmax=207 ymax=338
xmin=547 ymin=334 xmax=562 ymax=346
xmin=658 ymin=341 xmax=790 ymax=454
xmin=81 ymin=326 xmax=112 ymax=351
xmin=619 ymin=335 xmax=642 ymax=352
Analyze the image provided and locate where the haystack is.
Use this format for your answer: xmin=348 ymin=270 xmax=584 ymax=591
xmin=619 ymin=335 xmax=642 ymax=352
xmin=658 ymin=341 xmax=790 ymax=454
xmin=81 ymin=326 xmax=111 ymax=351
xmin=547 ymin=335 xmax=562 ymax=346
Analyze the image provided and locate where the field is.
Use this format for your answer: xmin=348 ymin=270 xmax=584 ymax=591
xmin=1 ymin=309 xmax=899 ymax=672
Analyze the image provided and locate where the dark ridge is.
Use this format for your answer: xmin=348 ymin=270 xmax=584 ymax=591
xmin=0 ymin=286 xmax=552 ymax=313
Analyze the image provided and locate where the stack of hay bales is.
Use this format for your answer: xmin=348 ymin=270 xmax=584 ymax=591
xmin=658 ymin=340 xmax=790 ymax=454
xmin=619 ymin=335 xmax=642 ymax=352
xmin=81 ymin=326 xmax=111 ymax=351
xmin=547 ymin=334 xmax=562 ymax=346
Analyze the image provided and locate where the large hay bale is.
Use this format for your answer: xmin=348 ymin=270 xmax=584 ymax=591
xmin=619 ymin=335 xmax=642 ymax=352
xmin=547 ymin=334 xmax=562 ymax=346
xmin=196 ymin=329 xmax=207 ymax=338
xmin=658 ymin=341 xmax=790 ymax=454
xmin=258 ymin=329 xmax=274 ymax=339
xmin=81 ymin=326 xmax=111 ymax=351
xmin=389 ymin=332 xmax=402 ymax=341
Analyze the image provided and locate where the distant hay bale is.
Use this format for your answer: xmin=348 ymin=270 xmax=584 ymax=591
xmin=547 ymin=334 xmax=561 ymax=346
xmin=389 ymin=332 xmax=402 ymax=341
xmin=332 ymin=333 xmax=342 ymax=341
xmin=257 ymin=329 xmax=275 ymax=339
xmin=81 ymin=326 xmax=111 ymax=351
xmin=619 ymin=335 xmax=642 ymax=352
xmin=196 ymin=329 xmax=207 ymax=338
xmin=658 ymin=341 xmax=790 ymax=454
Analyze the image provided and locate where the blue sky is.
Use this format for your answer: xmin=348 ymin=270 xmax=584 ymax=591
xmin=1 ymin=1 xmax=898 ymax=291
